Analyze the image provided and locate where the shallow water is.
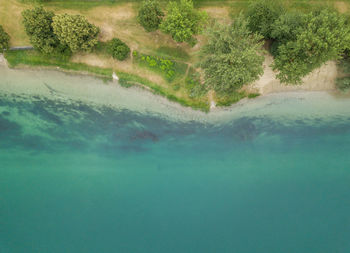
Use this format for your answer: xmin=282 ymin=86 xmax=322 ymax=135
xmin=1 ymin=71 xmax=350 ymax=252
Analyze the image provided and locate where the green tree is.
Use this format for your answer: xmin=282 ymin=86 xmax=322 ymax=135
xmin=273 ymin=9 xmax=350 ymax=84
xmin=0 ymin=25 xmax=10 ymax=52
xmin=160 ymin=0 xmax=207 ymax=45
xmin=201 ymin=14 xmax=265 ymax=94
xmin=270 ymin=12 xmax=307 ymax=45
xmin=22 ymin=7 xmax=61 ymax=54
xmin=52 ymin=14 xmax=100 ymax=53
xmin=138 ymin=0 xmax=164 ymax=32
xmin=245 ymin=0 xmax=285 ymax=39
xmin=107 ymin=38 xmax=130 ymax=61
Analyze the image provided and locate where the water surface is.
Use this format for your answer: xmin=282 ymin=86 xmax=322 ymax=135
xmin=1 ymin=71 xmax=350 ymax=253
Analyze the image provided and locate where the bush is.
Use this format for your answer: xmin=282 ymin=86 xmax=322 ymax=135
xmin=160 ymin=0 xmax=207 ymax=44
xmin=107 ymin=38 xmax=130 ymax=61
xmin=22 ymin=7 xmax=63 ymax=55
xmin=52 ymin=14 xmax=99 ymax=52
xmin=336 ymin=77 xmax=350 ymax=91
xmin=245 ymin=0 xmax=285 ymax=39
xmin=0 ymin=25 xmax=10 ymax=52
xmin=137 ymin=0 xmax=164 ymax=32
xmin=133 ymin=50 xmax=177 ymax=81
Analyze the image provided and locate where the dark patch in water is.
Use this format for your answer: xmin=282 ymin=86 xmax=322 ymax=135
xmin=130 ymin=131 xmax=159 ymax=142
xmin=230 ymin=117 xmax=259 ymax=141
xmin=0 ymin=117 xmax=21 ymax=135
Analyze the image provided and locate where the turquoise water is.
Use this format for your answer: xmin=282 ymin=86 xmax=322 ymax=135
xmin=1 ymin=91 xmax=350 ymax=252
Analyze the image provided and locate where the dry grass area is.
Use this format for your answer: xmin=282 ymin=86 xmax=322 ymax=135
xmin=335 ymin=1 xmax=349 ymax=13
xmin=0 ymin=0 xmax=30 ymax=46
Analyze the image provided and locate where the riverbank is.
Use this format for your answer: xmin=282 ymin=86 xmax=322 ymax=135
xmin=1 ymin=59 xmax=350 ymax=124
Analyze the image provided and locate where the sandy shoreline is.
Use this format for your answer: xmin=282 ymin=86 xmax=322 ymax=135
xmin=1 ymin=54 xmax=349 ymax=123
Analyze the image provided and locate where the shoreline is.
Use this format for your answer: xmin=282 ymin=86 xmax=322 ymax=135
xmin=1 ymin=54 xmax=349 ymax=123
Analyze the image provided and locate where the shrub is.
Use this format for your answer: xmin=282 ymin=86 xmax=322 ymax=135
xmin=0 ymin=25 xmax=10 ymax=52
xmin=336 ymin=77 xmax=350 ymax=91
xmin=137 ymin=0 xmax=164 ymax=32
xmin=160 ymin=0 xmax=208 ymax=45
xmin=107 ymin=38 xmax=130 ymax=61
xmin=245 ymin=0 xmax=285 ymax=39
xmin=133 ymin=50 xmax=177 ymax=81
xmin=22 ymin=7 xmax=63 ymax=54
xmin=52 ymin=14 xmax=99 ymax=52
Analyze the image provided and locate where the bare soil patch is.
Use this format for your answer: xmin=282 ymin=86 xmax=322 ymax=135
xmin=245 ymin=54 xmax=337 ymax=95
xmin=335 ymin=1 xmax=348 ymax=13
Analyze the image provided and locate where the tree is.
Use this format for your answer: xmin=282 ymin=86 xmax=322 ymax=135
xmin=273 ymin=9 xmax=350 ymax=84
xmin=270 ymin=12 xmax=307 ymax=45
xmin=200 ymin=14 xmax=265 ymax=94
xmin=138 ymin=0 xmax=164 ymax=32
xmin=22 ymin=7 xmax=61 ymax=54
xmin=0 ymin=25 xmax=10 ymax=52
xmin=160 ymin=0 xmax=207 ymax=45
xmin=52 ymin=14 xmax=100 ymax=53
xmin=107 ymin=38 xmax=130 ymax=60
xmin=245 ymin=0 xmax=285 ymax=39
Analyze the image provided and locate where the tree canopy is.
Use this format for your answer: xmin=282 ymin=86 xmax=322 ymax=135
xmin=0 ymin=25 xmax=10 ymax=53
xmin=22 ymin=7 xmax=61 ymax=54
xmin=200 ymin=14 xmax=264 ymax=94
xmin=272 ymin=9 xmax=350 ymax=84
xmin=52 ymin=14 xmax=99 ymax=53
xmin=245 ymin=0 xmax=284 ymax=39
xmin=137 ymin=0 xmax=164 ymax=32
xmin=160 ymin=0 xmax=207 ymax=45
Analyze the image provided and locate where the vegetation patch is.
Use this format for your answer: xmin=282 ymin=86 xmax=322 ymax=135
xmin=154 ymin=46 xmax=190 ymax=61
xmin=116 ymin=71 xmax=209 ymax=111
xmin=107 ymin=38 xmax=130 ymax=61
xmin=0 ymin=25 xmax=10 ymax=52
xmin=132 ymin=50 xmax=187 ymax=82
xmin=216 ymin=92 xmax=247 ymax=107
xmin=185 ymin=67 xmax=207 ymax=98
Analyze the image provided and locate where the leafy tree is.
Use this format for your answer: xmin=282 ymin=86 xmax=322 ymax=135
xmin=270 ymin=12 xmax=307 ymax=45
xmin=160 ymin=0 xmax=207 ymax=45
xmin=200 ymin=14 xmax=264 ymax=94
xmin=273 ymin=9 xmax=350 ymax=84
xmin=138 ymin=0 xmax=164 ymax=32
xmin=107 ymin=38 xmax=130 ymax=60
xmin=22 ymin=7 xmax=61 ymax=54
xmin=245 ymin=0 xmax=285 ymax=39
xmin=0 ymin=25 xmax=10 ymax=52
xmin=52 ymin=14 xmax=100 ymax=53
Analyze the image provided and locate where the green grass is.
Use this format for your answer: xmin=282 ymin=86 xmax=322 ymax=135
xmin=116 ymin=71 xmax=209 ymax=111
xmin=216 ymin=91 xmax=247 ymax=107
xmin=5 ymin=50 xmax=113 ymax=80
xmin=133 ymin=51 xmax=188 ymax=83
xmin=154 ymin=46 xmax=190 ymax=61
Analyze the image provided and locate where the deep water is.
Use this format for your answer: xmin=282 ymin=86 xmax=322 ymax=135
xmin=1 ymin=93 xmax=350 ymax=253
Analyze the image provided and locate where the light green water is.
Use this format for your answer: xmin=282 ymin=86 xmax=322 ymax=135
xmin=0 ymin=68 xmax=350 ymax=253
